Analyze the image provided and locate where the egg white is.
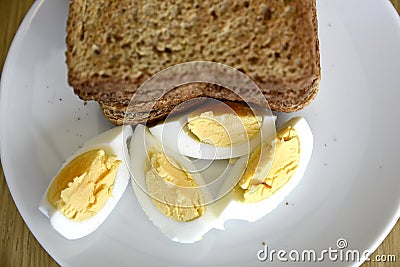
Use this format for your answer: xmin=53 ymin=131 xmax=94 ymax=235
xmin=38 ymin=126 xmax=132 ymax=240
xmin=189 ymin=156 xmax=248 ymax=215
xmin=149 ymin=109 xmax=276 ymax=160
xmin=128 ymin=124 xmax=220 ymax=243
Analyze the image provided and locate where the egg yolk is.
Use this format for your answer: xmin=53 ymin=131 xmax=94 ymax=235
xmin=187 ymin=102 xmax=262 ymax=147
xmin=145 ymin=152 xmax=205 ymax=222
xmin=239 ymin=125 xmax=301 ymax=203
xmin=47 ymin=149 xmax=120 ymax=221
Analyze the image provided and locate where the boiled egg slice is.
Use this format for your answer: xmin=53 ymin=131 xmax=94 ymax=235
xmin=149 ymin=100 xmax=276 ymax=160
xmin=128 ymin=124 xmax=218 ymax=243
xmin=39 ymin=126 xmax=132 ymax=239
xmin=212 ymin=117 xmax=313 ymax=226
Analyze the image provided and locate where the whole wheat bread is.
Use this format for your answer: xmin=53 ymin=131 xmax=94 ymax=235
xmin=66 ymin=0 xmax=320 ymax=125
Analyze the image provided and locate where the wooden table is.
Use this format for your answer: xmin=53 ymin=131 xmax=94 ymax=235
xmin=1 ymin=1 xmax=399 ymax=266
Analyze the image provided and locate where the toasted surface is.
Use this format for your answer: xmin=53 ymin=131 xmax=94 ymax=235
xmin=66 ymin=0 xmax=320 ymax=125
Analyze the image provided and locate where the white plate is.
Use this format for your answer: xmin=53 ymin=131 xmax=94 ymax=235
xmin=1 ymin=0 xmax=400 ymax=266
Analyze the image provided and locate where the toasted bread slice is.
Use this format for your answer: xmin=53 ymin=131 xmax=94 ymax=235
xmin=66 ymin=0 xmax=320 ymax=125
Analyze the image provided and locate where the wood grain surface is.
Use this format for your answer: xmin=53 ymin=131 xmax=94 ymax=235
xmin=0 ymin=1 xmax=399 ymax=266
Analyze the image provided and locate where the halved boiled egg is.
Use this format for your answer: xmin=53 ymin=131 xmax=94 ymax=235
xmin=211 ymin=117 xmax=313 ymax=226
xmin=39 ymin=126 xmax=132 ymax=239
xmin=128 ymin=124 xmax=218 ymax=243
xmin=149 ymin=100 xmax=276 ymax=160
